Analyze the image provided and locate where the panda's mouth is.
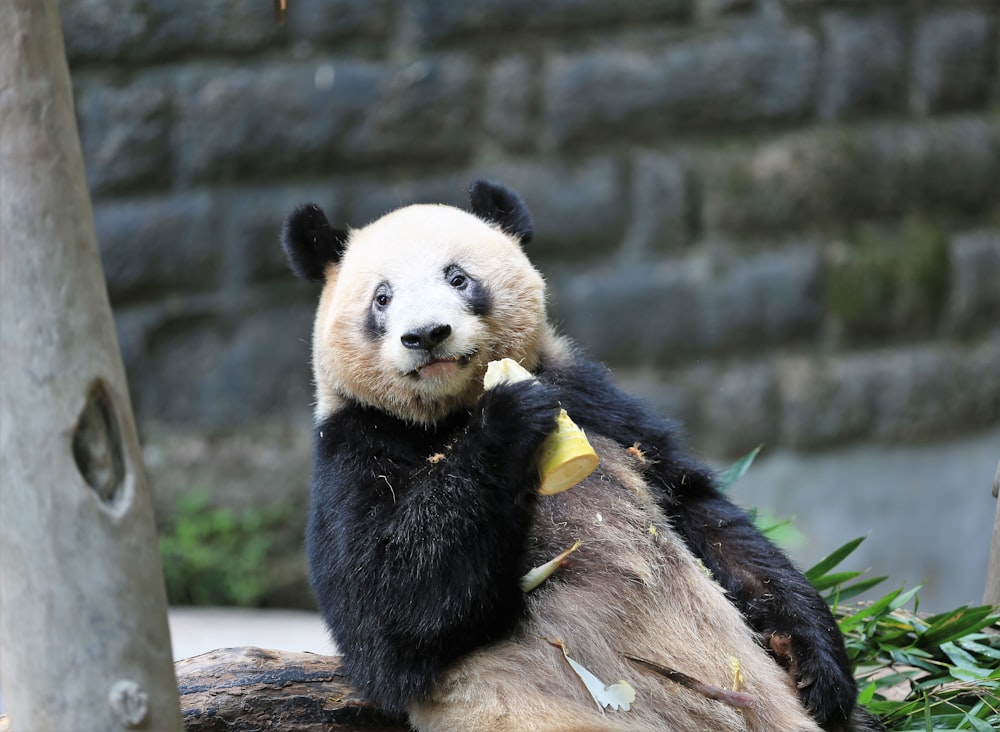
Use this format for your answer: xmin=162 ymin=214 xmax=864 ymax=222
xmin=409 ymin=351 xmax=477 ymax=378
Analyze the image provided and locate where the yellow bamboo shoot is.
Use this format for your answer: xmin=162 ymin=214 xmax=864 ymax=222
xmin=483 ymin=358 xmax=599 ymax=495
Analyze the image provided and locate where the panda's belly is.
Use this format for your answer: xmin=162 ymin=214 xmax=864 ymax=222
xmin=409 ymin=436 xmax=821 ymax=732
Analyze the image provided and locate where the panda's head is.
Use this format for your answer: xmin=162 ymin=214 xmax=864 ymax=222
xmin=282 ymin=180 xmax=550 ymax=425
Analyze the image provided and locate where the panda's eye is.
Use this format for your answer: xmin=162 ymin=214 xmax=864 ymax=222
xmin=444 ymin=264 xmax=469 ymax=290
xmin=373 ymin=285 xmax=392 ymax=310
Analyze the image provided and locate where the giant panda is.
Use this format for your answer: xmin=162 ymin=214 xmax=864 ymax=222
xmin=281 ymin=180 xmax=880 ymax=732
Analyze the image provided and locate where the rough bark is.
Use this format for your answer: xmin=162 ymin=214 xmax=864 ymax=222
xmin=173 ymin=648 xmax=406 ymax=731
xmin=0 ymin=2 xmax=182 ymax=730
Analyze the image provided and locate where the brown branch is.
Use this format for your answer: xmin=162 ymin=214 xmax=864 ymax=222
xmin=624 ymin=654 xmax=756 ymax=709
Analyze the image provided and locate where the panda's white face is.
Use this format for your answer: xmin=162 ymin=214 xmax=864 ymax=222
xmin=312 ymin=204 xmax=548 ymax=424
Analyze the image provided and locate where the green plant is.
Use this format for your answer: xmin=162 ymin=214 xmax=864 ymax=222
xmin=809 ymin=538 xmax=999 ymax=730
xmin=723 ymin=449 xmax=1000 ymax=730
xmin=159 ymin=489 xmax=298 ymax=606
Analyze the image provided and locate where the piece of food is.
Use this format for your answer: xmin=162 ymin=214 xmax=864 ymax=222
xmin=483 ymin=359 xmax=599 ymax=494
xmin=521 ymin=540 xmax=583 ymax=592
xmin=482 ymin=357 xmax=535 ymax=389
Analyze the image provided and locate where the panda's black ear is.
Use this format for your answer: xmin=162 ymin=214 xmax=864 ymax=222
xmin=469 ymin=179 xmax=534 ymax=245
xmin=281 ymin=203 xmax=348 ymax=282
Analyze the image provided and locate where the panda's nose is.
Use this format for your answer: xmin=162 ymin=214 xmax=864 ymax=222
xmin=401 ymin=324 xmax=452 ymax=351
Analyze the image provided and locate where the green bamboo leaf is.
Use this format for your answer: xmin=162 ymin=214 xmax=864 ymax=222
xmin=889 ymin=648 xmax=939 ymax=674
xmin=957 ymin=637 xmax=1000 ymax=661
xmin=811 ymin=570 xmax=864 ymax=592
xmin=805 ymin=536 xmax=866 ymax=583
xmin=857 ymin=681 xmax=876 ymax=705
xmin=889 ymin=585 xmax=922 ymax=611
xmin=717 ymin=445 xmax=762 ymax=492
xmin=920 ymin=606 xmax=997 ymax=648
xmin=825 ymin=575 xmax=888 ymax=603
xmin=759 ymin=517 xmax=796 ymax=534
xmin=966 ymin=716 xmax=994 ymax=732
xmin=950 ymin=666 xmax=992 ymax=682
xmin=839 ymin=589 xmax=902 ymax=632
xmin=941 ymin=641 xmax=982 ymax=671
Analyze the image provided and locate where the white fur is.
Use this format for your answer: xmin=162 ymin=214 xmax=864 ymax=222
xmin=311 ymin=204 xmax=549 ymax=425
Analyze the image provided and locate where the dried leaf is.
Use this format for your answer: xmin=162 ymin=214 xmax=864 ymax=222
xmin=549 ymin=638 xmax=636 ymax=713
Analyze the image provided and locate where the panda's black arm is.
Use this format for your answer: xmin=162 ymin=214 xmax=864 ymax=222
xmin=539 ymin=355 xmax=858 ymax=728
xmin=307 ymin=381 xmax=560 ymax=716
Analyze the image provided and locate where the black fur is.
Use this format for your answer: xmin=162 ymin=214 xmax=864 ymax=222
xmin=281 ymin=203 xmax=348 ymax=282
xmin=446 ymin=264 xmax=492 ymax=317
xmin=307 ymin=379 xmax=561 ymax=715
xmin=468 ymin=179 xmax=534 ymax=244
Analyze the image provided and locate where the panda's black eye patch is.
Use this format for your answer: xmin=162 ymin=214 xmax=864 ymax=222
xmin=366 ymin=282 xmax=391 ymax=340
xmin=445 ymin=264 xmax=491 ymax=316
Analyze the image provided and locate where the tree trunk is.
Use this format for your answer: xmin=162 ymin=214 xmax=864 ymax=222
xmin=0 ymin=2 xmax=182 ymax=730
xmin=985 ymin=461 xmax=1000 ymax=608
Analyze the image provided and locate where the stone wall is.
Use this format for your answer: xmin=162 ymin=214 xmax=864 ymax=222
xmin=63 ymin=0 xmax=999 ymax=606
xmin=66 ymin=0 xmax=999 ymax=453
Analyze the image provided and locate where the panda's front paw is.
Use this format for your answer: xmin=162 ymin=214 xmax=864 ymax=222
xmin=770 ymin=633 xmax=857 ymax=729
xmin=479 ymin=380 xmax=561 ymax=449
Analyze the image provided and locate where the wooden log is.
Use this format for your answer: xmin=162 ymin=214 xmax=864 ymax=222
xmin=1 ymin=648 xmax=401 ymax=732
xmin=176 ymin=648 xmax=405 ymax=731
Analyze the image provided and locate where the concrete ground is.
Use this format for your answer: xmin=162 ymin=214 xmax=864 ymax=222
xmin=169 ymin=606 xmax=335 ymax=661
